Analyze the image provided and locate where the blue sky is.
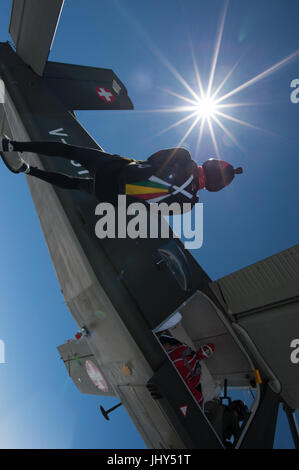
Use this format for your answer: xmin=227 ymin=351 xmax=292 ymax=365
xmin=0 ymin=0 xmax=298 ymax=449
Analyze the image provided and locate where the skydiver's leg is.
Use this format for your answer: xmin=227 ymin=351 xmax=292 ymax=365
xmin=8 ymin=140 xmax=111 ymax=175
xmin=1 ymin=136 xmax=135 ymax=179
xmin=27 ymin=166 xmax=94 ymax=193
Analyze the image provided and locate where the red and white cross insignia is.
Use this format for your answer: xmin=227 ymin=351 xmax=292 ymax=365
xmin=96 ymin=87 xmax=115 ymax=103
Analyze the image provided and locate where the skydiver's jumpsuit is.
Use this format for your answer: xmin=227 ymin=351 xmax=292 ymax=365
xmin=166 ymin=342 xmax=213 ymax=407
xmin=9 ymin=140 xmax=200 ymax=207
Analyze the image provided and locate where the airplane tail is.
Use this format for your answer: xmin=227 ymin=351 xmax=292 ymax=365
xmin=9 ymin=1 xmax=133 ymax=111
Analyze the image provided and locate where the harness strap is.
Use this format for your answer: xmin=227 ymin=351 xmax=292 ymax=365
xmin=181 ymin=348 xmax=201 ymax=378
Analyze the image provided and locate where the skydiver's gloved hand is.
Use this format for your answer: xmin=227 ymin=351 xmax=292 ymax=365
xmin=198 ymin=158 xmax=243 ymax=192
xmin=0 ymin=135 xmax=15 ymax=152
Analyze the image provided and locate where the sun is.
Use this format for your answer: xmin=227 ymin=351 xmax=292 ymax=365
xmin=144 ymin=0 xmax=299 ymax=159
xmin=195 ymin=95 xmax=218 ymax=120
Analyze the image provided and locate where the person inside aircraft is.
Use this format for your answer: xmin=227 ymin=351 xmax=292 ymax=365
xmin=223 ymin=400 xmax=250 ymax=446
xmin=0 ymin=136 xmax=243 ymax=207
xmin=205 ymin=398 xmax=250 ymax=448
xmin=159 ymin=334 xmax=215 ymax=407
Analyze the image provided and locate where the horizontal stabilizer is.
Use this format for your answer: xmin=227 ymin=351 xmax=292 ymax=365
xmin=9 ymin=0 xmax=64 ymax=76
xmin=44 ymin=61 xmax=134 ymax=111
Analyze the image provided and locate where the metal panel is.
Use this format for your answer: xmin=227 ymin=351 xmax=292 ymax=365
xmin=57 ymin=338 xmax=115 ymax=397
xmin=238 ymin=301 xmax=299 ymax=409
xmin=8 ymin=0 xmax=24 ymax=45
xmin=210 ymin=245 xmax=299 ymax=314
xmin=9 ymin=0 xmax=64 ymax=76
xmin=117 ymin=384 xmax=185 ymax=449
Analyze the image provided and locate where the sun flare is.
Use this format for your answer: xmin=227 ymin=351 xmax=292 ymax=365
xmin=195 ymin=95 xmax=218 ymax=120
xmin=142 ymin=0 xmax=299 ymax=159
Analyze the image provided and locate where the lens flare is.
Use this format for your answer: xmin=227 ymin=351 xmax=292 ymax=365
xmin=136 ymin=0 xmax=299 ymax=158
xmin=195 ymin=95 xmax=218 ymax=120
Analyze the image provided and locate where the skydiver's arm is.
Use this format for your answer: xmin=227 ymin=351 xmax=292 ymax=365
xmin=147 ymin=148 xmax=192 ymax=167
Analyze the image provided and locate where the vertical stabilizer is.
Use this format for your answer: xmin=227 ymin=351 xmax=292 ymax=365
xmin=9 ymin=0 xmax=64 ymax=76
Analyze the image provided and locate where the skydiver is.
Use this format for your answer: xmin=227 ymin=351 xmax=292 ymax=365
xmin=205 ymin=398 xmax=250 ymax=448
xmin=222 ymin=400 xmax=250 ymax=446
xmin=0 ymin=136 xmax=243 ymax=208
xmin=159 ymin=334 xmax=215 ymax=407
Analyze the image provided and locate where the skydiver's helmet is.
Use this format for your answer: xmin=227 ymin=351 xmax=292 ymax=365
xmin=199 ymin=343 xmax=215 ymax=358
xmin=198 ymin=158 xmax=243 ymax=192
xmin=230 ymin=400 xmax=250 ymax=421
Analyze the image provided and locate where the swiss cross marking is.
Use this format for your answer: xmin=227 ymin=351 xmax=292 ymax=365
xmin=96 ymin=87 xmax=115 ymax=103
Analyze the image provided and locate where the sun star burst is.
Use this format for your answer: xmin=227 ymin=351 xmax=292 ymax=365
xmin=195 ymin=95 xmax=218 ymax=120
xmin=144 ymin=0 xmax=299 ymax=159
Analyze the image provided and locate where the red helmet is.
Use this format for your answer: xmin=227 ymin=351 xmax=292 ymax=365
xmin=199 ymin=159 xmax=243 ymax=192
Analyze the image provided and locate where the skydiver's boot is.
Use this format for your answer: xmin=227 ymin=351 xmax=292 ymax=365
xmin=16 ymin=162 xmax=31 ymax=173
xmin=0 ymin=153 xmax=30 ymax=173
xmin=0 ymin=135 xmax=30 ymax=173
